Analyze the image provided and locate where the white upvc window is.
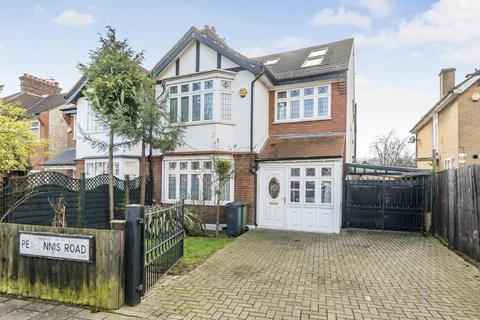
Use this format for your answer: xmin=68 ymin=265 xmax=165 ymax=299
xmin=85 ymin=159 xmax=139 ymax=178
xmin=167 ymin=77 xmax=233 ymax=124
xmin=288 ymin=165 xmax=333 ymax=205
xmin=444 ymin=158 xmax=454 ymax=170
xmin=87 ymin=104 xmax=107 ymax=132
xmin=163 ymin=157 xmax=234 ymax=205
xmin=275 ymin=84 xmax=331 ymax=123
xmin=31 ymin=119 xmax=40 ymax=138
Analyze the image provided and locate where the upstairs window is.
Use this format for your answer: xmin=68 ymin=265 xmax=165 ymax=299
xmin=275 ymin=84 xmax=331 ymax=122
xmin=167 ymin=77 xmax=233 ymax=125
xmin=87 ymin=104 xmax=107 ymax=132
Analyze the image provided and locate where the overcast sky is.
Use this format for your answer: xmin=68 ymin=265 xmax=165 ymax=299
xmin=1 ymin=0 xmax=478 ymax=159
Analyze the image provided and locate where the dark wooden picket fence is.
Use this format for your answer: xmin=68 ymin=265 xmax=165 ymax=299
xmin=1 ymin=171 xmax=152 ymax=229
xmin=433 ymin=165 xmax=480 ymax=262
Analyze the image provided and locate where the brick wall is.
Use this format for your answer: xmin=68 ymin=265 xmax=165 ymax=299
xmin=75 ymin=159 xmax=85 ymax=178
xmin=438 ymin=101 xmax=459 ymax=169
xmin=47 ymin=104 xmax=69 ymax=155
xmin=415 ymin=120 xmax=434 ymax=169
xmin=150 ymin=152 xmax=257 ymax=226
xmin=30 ymin=111 xmax=49 ymax=170
xmin=458 ymin=79 xmax=480 ymax=167
xmin=151 ymin=156 xmax=163 ymax=202
xmin=63 ymin=114 xmax=76 ymax=149
xmin=233 ymin=153 xmax=256 ymax=225
xmin=268 ymin=80 xmax=347 ymax=136
xmin=19 ymin=74 xmax=61 ymax=96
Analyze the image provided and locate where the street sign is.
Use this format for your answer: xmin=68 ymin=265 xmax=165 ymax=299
xmin=19 ymin=231 xmax=94 ymax=263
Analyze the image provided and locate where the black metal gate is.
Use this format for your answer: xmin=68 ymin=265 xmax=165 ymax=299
xmin=345 ymin=179 xmax=425 ymax=232
xmin=142 ymin=203 xmax=184 ymax=294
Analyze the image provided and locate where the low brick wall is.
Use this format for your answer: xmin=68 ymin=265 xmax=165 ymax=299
xmin=0 ymin=223 xmax=125 ymax=309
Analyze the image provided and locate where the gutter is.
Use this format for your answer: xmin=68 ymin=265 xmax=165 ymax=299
xmin=250 ymin=70 xmax=264 ymax=153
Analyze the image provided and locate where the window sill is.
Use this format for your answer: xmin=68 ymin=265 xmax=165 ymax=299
xmin=179 ymin=120 xmax=235 ymax=127
xmin=273 ymin=117 xmax=332 ymax=124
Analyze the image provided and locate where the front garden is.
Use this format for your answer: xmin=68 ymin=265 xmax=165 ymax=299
xmin=169 ymin=235 xmax=233 ymax=275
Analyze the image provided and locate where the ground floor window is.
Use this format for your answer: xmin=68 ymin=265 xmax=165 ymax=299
xmin=163 ymin=157 xmax=234 ymax=205
xmin=85 ymin=158 xmax=139 ymax=178
xmin=288 ymin=166 xmax=333 ymax=205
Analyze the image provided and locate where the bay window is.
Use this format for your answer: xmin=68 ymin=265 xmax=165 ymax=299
xmin=164 ymin=158 xmax=233 ymax=205
xmin=167 ymin=78 xmax=233 ymax=125
xmin=275 ymin=84 xmax=331 ymax=122
xmin=85 ymin=159 xmax=139 ymax=179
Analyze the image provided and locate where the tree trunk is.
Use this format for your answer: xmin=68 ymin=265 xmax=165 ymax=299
xmin=108 ymin=129 xmax=114 ymax=224
xmin=215 ymin=200 xmax=220 ymax=237
xmin=140 ymin=139 xmax=146 ymax=206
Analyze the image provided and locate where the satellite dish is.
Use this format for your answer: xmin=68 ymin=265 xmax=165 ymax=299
xmin=408 ymin=136 xmax=416 ymax=143
xmin=472 ymin=92 xmax=480 ymax=102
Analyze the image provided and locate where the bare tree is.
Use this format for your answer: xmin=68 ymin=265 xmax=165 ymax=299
xmin=369 ymin=130 xmax=415 ymax=167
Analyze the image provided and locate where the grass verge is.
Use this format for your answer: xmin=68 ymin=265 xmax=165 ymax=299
xmin=169 ymin=236 xmax=233 ymax=275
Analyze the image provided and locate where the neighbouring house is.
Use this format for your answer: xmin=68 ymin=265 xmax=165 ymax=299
xmin=66 ymin=25 xmax=356 ymax=233
xmin=1 ymin=74 xmax=75 ymax=176
xmin=411 ymin=68 xmax=480 ymax=170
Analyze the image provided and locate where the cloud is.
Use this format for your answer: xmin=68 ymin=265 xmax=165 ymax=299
xmin=350 ymin=0 xmax=392 ymax=17
xmin=355 ymin=75 xmax=434 ymax=159
xmin=240 ymin=46 xmax=266 ymax=58
xmin=53 ymin=10 xmax=94 ymax=27
xmin=310 ymin=7 xmax=371 ymax=29
xmin=34 ymin=4 xmax=46 ymax=14
xmin=276 ymin=36 xmax=308 ymax=50
xmin=355 ymin=0 xmax=480 ymax=62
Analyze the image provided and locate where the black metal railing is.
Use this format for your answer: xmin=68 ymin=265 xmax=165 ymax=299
xmin=142 ymin=203 xmax=184 ymax=295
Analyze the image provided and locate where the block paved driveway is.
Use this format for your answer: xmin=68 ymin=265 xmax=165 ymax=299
xmin=1 ymin=229 xmax=480 ymax=319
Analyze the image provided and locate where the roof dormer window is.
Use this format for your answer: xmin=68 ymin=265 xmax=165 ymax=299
xmin=264 ymin=58 xmax=280 ymax=66
xmin=302 ymin=48 xmax=328 ymax=68
xmin=308 ymin=48 xmax=328 ymax=58
xmin=302 ymin=58 xmax=323 ymax=68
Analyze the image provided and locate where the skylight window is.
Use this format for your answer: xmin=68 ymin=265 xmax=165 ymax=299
xmin=308 ymin=48 xmax=328 ymax=58
xmin=302 ymin=57 xmax=323 ymax=68
xmin=264 ymin=58 xmax=280 ymax=65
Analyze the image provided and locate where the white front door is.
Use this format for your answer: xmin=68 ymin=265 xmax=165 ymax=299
xmin=261 ymin=167 xmax=285 ymax=227
xmin=257 ymin=160 xmax=342 ymax=233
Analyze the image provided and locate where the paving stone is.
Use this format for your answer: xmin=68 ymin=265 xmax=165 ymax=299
xmin=2 ymin=229 xmax=480 ymax=319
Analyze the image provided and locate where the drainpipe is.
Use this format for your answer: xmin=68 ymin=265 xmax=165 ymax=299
xmin=250 ymin=69 xmax=264 ymax=227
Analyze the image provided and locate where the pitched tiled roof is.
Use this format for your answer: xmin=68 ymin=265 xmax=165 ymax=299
xmin=3 ymin=92 xmax=65 ymax=114
xmin=29 ymin=94 xmax=65 ymax=114
xmin=43 ymin=148 xmax=76 ymax=166
xmin=410 ymin=69 xmax=480 ymax=133
xmin=258 ymin=134 xmax=345 ymax=161
xmin=252 ymin=38 xmax=353 ymax=84
xmin=3 ymin=92 xmax=44 ymax=109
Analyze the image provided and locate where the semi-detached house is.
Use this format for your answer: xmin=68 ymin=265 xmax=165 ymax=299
xmin=64 ymin=26 xmax=356 ymax=233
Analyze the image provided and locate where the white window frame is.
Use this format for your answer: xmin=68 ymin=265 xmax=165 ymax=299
xmin=31 ymin=119 xmax=40 ymax=138
xmin=444 ymin=157 xmax=454 ymax=170
xmin=84 ymin=158 xmax=139 ymax=178
xmin=274 ymin=84 xmax=331 ymax=123
xmin=287 ymin=165 xmax=333 ymax=206
xmin=86 ymin=104 xmax=107 ymax=133
xmin=163 ymin=156 xmax=234 ymax=205
xmin=167 ymin=77 xmax=233 ymax=125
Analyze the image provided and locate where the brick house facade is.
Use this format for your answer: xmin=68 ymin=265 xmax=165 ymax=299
xmin=66 ymin=26 xmax=356 ymax=233
xmin=411 ymin=69 xmax=480 ymax=170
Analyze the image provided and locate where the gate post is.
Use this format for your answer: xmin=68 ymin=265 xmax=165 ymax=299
xmin=125 ymin=204 xmax=145 ymax=306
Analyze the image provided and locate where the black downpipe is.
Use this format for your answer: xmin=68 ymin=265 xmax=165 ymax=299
xmin=250 ymin=70 xmax=263 ymax=227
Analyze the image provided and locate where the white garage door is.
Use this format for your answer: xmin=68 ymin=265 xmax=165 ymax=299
xmin=257 ymin=160 xmax=342 ymax=233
